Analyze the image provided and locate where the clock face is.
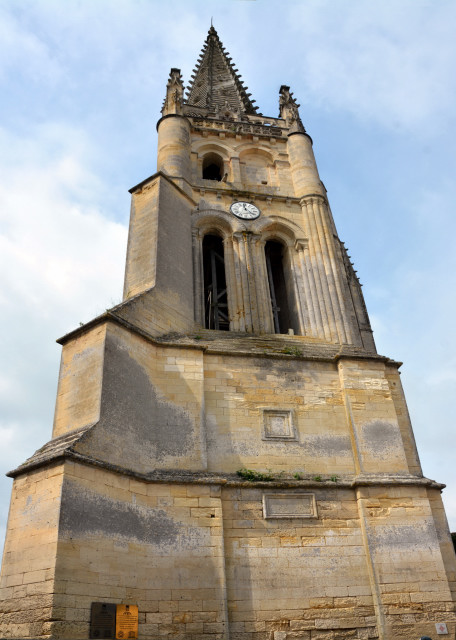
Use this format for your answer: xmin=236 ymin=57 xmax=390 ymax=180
xmin=230 ymin=201 xmax=260 ymax=220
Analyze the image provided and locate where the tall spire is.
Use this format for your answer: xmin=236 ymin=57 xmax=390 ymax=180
xmin=185 ymin=26 xmax=259 ymax=115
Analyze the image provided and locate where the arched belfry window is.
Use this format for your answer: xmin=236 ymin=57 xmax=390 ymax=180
xmin=265 ymin=240 xmax=296 ymax=334
xmin=203 ymin=235 xmax=229 ymax=330
xmin=202 ymin=153 xmax=223 ymax=181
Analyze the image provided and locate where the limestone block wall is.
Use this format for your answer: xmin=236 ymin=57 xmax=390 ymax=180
xmin=52 ymin=323 xmax=422 ymax=480
xmin=356 ymin=485 xmax=456 ymax=638
xmin=4 ymin=462 xmax=451 ymax=639
xmin=338 ymin=360 xmax=411 ymax=475
xmin=72 ymin=322 xmax=207 ymax=474
xmin=203 ymin=352 xmax=419 ymax=478
xmin=384 ymin=368 xmax=421 ymax=475
xmin=53 ymin=324 xmax=106 ymax=438
xmin=427 ymin=487 xmax=456 ymax=603
xmin=52 ymin=321 xmax=421 ymax=482
xmin=120 ymin=173 xmax=196 ymax=336
xmin=0 ymin=465 xmax=63 ymax=638
xmin=204 ymin=353 xmax=354 ymax=475
xmin=1 ymin=458 xmax=454 ymax=640
xmin=223 ymin=485 xmax=376 ymax=640
xmin=48 ymin=462 xmax=228 ymax=640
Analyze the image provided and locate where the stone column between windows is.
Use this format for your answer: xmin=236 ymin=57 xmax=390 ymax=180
xmin=232 ymin=232 xmax=254 ymax=332
xmin=229 ymin=157 xmax=242 ymax=188
xmin=233 ymin=232 xmax=254 ymax=331
xmin=300 ymin=197 xmax=334 ymax=341
xmin=245 ymin=233 xmax=264 ymax=333
xmin=192 ymin=228 xmax=204 ymax=326
xmin=223 ymin=235 xmax=244 ymax=332
xmin=249 ymin=236 xmax=273 ymax=334
xmin=290 ymin=239 xmax=311 ymax=336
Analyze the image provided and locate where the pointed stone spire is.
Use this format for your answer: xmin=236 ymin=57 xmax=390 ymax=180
xmin=162 ymin=68 xmax=184 ymax=116
xmin=185 ymin=26 xmax=259 ymax=115
xmin=279 ymin=85 xmax=305 ymax=133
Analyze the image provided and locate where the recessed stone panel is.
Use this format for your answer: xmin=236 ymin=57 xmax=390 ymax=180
xmin=263 ymin=493 xmax=317 ymax=519
xmin=262 ymin=409 xmax=296 ymax=440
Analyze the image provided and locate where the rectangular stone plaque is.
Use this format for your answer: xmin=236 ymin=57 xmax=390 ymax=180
xmin=262 ymin=409 xmax=296 ymax=440
xmin=436 ymin=623 xmax=448 ymax=635
xmin=90 ymin=602 xmax=116 ymax=639
xmin=116 ymin=604 xmax=139 ymax=640
xmin=263 ymin=493 xmax=317 ymax=519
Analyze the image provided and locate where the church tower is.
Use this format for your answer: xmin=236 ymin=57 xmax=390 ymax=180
xmin=1 ymin=26 xmax=455 ymax=640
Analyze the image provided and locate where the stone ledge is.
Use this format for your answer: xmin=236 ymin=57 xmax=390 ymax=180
xmin=58 ymin=314 xmax=397 ymax=367
xmin=7 ymin=447 xmax=445 ymax=491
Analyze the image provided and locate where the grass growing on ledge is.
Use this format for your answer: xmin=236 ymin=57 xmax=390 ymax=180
xmin=281 ymin=346 xmax=303 ymax=357
xmin=236 ymin=468 xmax=275 ymax=482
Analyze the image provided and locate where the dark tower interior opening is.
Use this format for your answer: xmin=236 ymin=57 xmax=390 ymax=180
xmin=265 ymin=240 xmax=293 ymax=334
xmin=203 ymin=234 xmax=229 ymax=331
xmin=202 ymin=153 xmax=223 ymax=181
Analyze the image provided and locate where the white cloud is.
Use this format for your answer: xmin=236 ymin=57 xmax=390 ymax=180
xmin=0 ymin=5 xmax=62 ymax=84
xmin=284 ymin=0 xmax=456 ymax=131
xmin=0 ymin=121 xmax=127 ymax=540
xmin=0 ymin=123 xmax=126 ymax=323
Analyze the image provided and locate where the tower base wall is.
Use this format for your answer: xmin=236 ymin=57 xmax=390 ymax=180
xmin=1 ymin=460 xmax=455 ymax=640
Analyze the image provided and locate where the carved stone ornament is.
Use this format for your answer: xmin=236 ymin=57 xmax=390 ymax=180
xmin=162 ymin=68 xmax=184 ymax=116
xmin=279 ymin=85 xmax=305 ymax=133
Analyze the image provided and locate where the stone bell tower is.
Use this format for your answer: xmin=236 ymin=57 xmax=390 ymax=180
xmin=1 ymin=26 xmax=455 ymax=640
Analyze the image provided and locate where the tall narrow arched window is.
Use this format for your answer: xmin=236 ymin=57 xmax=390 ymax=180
xmin=265 ymin=240 xmax=297 ymax=334
xmin=203 ymin=235 xmax=229 ymax=330
xmin=202 ymin=153 xmax=224 ymax=181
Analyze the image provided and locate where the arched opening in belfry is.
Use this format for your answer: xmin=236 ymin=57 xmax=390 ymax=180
xmin=203 ymin=234 xmax=229 ymax=331
xmin=265 ymin=240 xmax=296 ymax=335
xmin=202 ymin=153 xmax=224 ymax=181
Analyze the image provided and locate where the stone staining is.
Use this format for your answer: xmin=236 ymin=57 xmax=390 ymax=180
xmin=1 ymin=24 xmax=456 ymax=640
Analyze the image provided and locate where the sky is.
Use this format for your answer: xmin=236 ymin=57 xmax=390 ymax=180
xmin=0 ymin=0 xmax=455 ymax=546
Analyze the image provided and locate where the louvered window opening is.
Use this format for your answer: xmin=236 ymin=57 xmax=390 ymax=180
xmin=265 ymin=240 xmax=292 ymax=334
xmin=203 ymin=235 xmax=229 ymax=330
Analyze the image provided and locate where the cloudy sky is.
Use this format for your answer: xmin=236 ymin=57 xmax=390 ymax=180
xmin=1 ymin=0 xmax=455 ymax=545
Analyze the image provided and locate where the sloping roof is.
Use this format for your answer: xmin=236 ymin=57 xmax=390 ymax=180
xmin=7 ymin=424 xmax=95 ymax=477
xmin=185 ymin=26 xmax=259 ymax=115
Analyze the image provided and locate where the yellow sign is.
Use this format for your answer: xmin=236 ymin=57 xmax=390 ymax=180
xmin=115 ymin=604 xmax=138 ymax=640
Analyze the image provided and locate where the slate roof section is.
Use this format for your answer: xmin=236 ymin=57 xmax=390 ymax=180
xmin=185 ymin=26 xmax=259 ymax=115
xmin=7 ymin=424 xmax=95 ymax=477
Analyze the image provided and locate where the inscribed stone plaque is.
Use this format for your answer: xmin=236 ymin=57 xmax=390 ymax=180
xmin=90 ymin=602 xmax=116 ymax=639
xmin=263 ymin=493 xmax=317 ymax=519
xmin=263 ymin=410 xmax=295 ymax=439
xmin=116 ymin=604 xmax=138 ymax=640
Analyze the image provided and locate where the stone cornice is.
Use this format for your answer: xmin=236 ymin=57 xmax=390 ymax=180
xmin=155 ymin=112 xmax=189 ymax=132
xmin=128 ymin=170 xmax=197 ymax=205
xmin=7 ymin=449 xmax=445 ymax=493
xmin=57 ymin=312 xmax=397 ymax=372
xmin=194 ymin=182 xmax=301 ymax=204
xmin=288 ymin=130 xmax=314 ymax=145
xmin=190 ymin=117 xmax=285 ymax=139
